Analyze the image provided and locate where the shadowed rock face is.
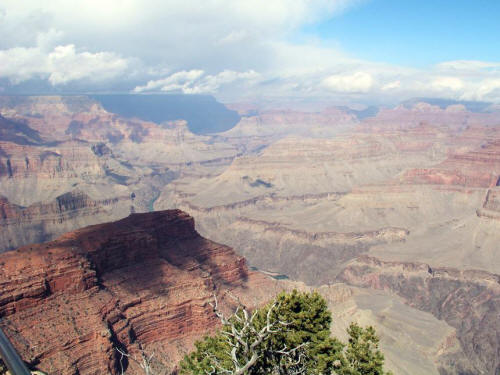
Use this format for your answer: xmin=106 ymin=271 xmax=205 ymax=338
xmin=0 ymin=115 xmax=43 ymax=145
xmin=0 ymin=210 xmax=267 ymax=375
xmin=338 ymin=256 xmax=500 ymax=375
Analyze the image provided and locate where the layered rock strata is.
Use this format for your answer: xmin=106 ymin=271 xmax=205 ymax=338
xmin=338 ymin=256 xmax=500 ymax=375
xmin=0 ymin=210 xmax=265 ymax=375
xmin=0 ymin=191 xmax=132 ymax=251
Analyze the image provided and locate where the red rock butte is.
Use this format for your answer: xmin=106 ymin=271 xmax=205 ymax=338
xmin=0 ymin=209 xmax=268 ymax=375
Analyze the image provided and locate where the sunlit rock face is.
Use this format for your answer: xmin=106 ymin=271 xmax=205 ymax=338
xmin=0 ymin=211 xmax=472 ymax=375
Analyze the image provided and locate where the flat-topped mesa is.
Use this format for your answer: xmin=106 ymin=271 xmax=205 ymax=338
xmin=358 ymin=101 xmax=500 ymax=132
xmin=0 ymin=210 xmax=256 ymax=375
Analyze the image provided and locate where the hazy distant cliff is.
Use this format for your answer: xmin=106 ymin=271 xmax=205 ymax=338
xmin=92 ymin=94 xmax=241 ymax=134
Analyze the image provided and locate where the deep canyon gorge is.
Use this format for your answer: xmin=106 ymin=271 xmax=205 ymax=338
xmin=0 ymin=95 xmax=499 ymax=374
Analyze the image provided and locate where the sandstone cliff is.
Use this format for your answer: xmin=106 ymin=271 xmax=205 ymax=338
xmin=0 ymin=210 xmax=267 ymax=375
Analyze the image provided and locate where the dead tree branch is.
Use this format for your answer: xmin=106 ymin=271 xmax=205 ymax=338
xmin=206 ymin=293 xmax=308 ymax=375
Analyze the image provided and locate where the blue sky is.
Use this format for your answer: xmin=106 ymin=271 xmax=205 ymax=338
xmin=1 ymin=0 xmax=500 ymax=103
xmin=301 ymin=0 xmax=500 ymax=67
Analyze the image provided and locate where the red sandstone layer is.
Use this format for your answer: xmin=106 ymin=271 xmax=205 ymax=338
xmin=0 ymin=210 xmax=268 ymax=375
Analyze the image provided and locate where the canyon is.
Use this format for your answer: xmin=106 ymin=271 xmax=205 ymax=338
xmin=1 ymin=95 xmax=500 ymax=374
xmin=0 ymin=210 xmax=470 ymax=375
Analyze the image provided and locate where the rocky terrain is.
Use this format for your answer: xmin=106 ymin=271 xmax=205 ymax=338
xmin=0 ymin=96 xmax=241 ymax=252
xmin=0 ymin=95 xmax=361 ymax=252
xmin=0 ymin=210 xmax=464 ymax=375
xmin=0 ymin=210 xmax=271 ymax=374
xmin=154 ymin=100 xmax=500 ymax=373
xmin=1 ymin=95 xmax=500 ymax=374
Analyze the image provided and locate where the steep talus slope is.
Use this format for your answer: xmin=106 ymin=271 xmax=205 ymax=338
xmin=338 ymin=256 xmax=500 ymax=375
xmin=0 ymin=210 xmax=268 ymax=375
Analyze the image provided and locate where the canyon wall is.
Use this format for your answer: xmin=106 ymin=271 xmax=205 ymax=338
xmin=338 ymin=256 xmax=500 ymax=375
xmin=0 ymin=210 xmax=268 ymax=375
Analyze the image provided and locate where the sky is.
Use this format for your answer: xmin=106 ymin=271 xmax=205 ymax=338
xmin=1 ymin=0 xmax=500 ymax=104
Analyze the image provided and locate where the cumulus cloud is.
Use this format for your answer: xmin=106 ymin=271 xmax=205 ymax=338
xmin=133 ymin=69 xmax=260 ymax=94
xmin=322 ymin=72 xmax=374 ymax=93
xmin=0 ymin=0 xmax=357 ymax=68
xmin=476 ymin=79 xmax=500 ymax=99
xmin=0 ymin=39 xmax=129 ymax=85
xmin=459 ymin=79 xmax=500 ymax=101
xmin=0 ymin=0 xmax=364 ymax=95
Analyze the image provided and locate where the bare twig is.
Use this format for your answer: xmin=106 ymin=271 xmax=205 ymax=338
xmin=206 ymin=293 xmax=307 ymax=375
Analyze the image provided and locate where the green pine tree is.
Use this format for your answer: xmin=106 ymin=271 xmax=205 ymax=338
xmin=179 ymin=290 xmax=391 ymax=375
xmin=344 ymin=323 xmax=391 ymax=375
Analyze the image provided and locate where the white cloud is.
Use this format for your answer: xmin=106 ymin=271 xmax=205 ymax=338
xmin=216 ymin=30 xmax=249 ymax=45
xmin=431 ymin=77 xmax=464 ymax=91
xmin=381 ymin=80 xmax=400 ymax=90
xmin=0 ymin=39 xmax=129 ymax=85
xmin=0 ymin=0 xmax=364 ymax=94
xmin=0 ymin=1 xmax=358 ymax=64
xmin=133 ymin=70 xmax=204 ymax=93
xmin=1 ymin=1 xmax=500 ymax=103
xmin=477 ymin=79 xmax=500 ymax=99
xmin=322 ymin=72 xmax=374 ymax=93
xmin=133 ymin=69 xmax=260 ymax=94
xmin=460 ymin=79 xmax=500 ymax=101
xmin=437 ymin=60 xmax=500 ymax=72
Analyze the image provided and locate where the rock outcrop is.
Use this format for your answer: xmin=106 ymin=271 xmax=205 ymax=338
xmin=0 ymin=210 xmax=267 ymax=375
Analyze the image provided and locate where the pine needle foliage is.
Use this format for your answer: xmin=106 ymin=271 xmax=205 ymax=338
xmin=180 ymin=290 xmax=391 ymax=375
